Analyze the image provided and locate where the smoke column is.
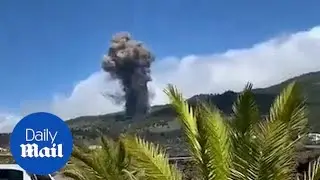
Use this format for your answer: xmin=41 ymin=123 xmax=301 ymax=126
xmin=101 ymin=32 xmax=155 ymax=120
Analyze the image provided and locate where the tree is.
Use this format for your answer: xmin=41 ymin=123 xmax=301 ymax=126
xmin=62 ymin=136 xmax=141 ymax=180
xmin=62 ymin=134 xmax=182 ymax=180
xmin=164 ymin=82 xmax=320 ymax=180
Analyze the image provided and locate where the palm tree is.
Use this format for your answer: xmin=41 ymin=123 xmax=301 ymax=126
xmin=62 ymin=134 xmax=182 ymax=180
xmin=164 ymin=82 xmax=320 ymax=180
xmin=62 ymin=136 xmax=140 ymax=180
xmin=63 ymin=81 xmax=320 ymax=180
xmin=121 ymin=135 xmax=183 ymax=180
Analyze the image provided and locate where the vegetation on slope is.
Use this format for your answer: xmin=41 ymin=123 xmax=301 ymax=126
xmin=1 ymin=71 xmax=320 ymax=166
xmin=66 ymin=71 xmax=320 ymax=142
xmin=254 ymin=71 xmax=320 ymax=131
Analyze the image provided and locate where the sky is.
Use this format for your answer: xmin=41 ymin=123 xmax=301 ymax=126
xmin=1 ymin=0 xmax=320 ymax=132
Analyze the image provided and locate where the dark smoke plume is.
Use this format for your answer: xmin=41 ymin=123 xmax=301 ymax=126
xmin=101 ymin=32 xmax=155 ymax=120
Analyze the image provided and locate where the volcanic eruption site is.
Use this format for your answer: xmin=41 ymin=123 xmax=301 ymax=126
xmin=101 ymin=32 xmax=155 ymax=120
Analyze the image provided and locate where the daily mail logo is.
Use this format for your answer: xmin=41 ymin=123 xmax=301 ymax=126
xmin=10 ymin=112 xmax=73 ymax=175
xmin=20 ymin=128 xmax=63 ymax=158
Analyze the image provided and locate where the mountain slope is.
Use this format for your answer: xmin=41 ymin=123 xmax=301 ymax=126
xmin=254 ymin=71 xmax=320 ymax=131
xmin=254 ymin=71 xmax=320 ymax=96
xmin=66 ymin=71 xmax=320 ymax=142
xmin=1 ymin=71 xmax=320 ymax=148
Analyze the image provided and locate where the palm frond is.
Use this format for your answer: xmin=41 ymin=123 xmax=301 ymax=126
xmin=100 ymin=135 xmax=130 ymax=172
xmin=62 ymin=163 xmax=102 ymax=180
xmin=62 ymin=137 xmax=134 ymax=180
xmin=249 ymin=82 xmax=308 ymax=180
xmin=230 ymin=82 xmax=260 ymax=134
xmin=122 ymin=135 xmax=182 ymax=180
xmin=197 ymin=104 xmax=232 ymax=180
xmin=62 ymin=169 xmax=88 ymax=180
xmin=228 ymin=83 xmax=261 ymax=180
xmin=298 ymin=157 xmax=320 ymax=180
xmin=254 ymin=117 xmax=296 ymax=180
xmin=164 ymin=84 xmax=232 ymax=180
xmin=164 ymin=85 xmax=201 ymax=163
xmin=65 ymin=145 xmax=106 ymax=178
xmin=268 ymin=82 xmax=308 ymax=139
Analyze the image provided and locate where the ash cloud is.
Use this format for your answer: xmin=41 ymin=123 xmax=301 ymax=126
xmin=101 ymin=32 xmax=155 ymax=120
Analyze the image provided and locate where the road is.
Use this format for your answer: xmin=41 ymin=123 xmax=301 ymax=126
xmin=304 ymin=145 xmax=320 ymax=149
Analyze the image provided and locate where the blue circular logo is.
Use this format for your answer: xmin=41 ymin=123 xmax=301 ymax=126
xmin=10 ymin=112 xmax=73 ymax=175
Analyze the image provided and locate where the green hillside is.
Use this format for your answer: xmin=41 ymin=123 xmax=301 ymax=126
xmin=254 ymin=71 xmax=320 ymax=131
xmin=1 ymin=71 xmax=320 ymax=168
xmin=1 ymin=71 xmax=320 ymax=149
xmin=66 ymin=71 xmax=320 ymax=147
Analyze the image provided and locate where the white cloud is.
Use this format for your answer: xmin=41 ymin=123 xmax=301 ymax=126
xmin=50 ymin=72 xmax=123 ymax=119
xmin=0 ymin=114 xmax=22 ymax=133
xmin=1 ymin=26 xmax=320 ymax=132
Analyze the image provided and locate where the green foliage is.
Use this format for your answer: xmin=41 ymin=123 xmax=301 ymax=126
xmin=164 ymin=85 xmax=232 ymax=180
xmin=63 ymin=82 xmax=320 ymax=180
xmin=298 ymin=158 xmax=320 ymax=180
xmin=62 ymin=136 xmax=138 ymax=180
xmin=164 ymin=81 xmax=319 ymax=180
xmin=62 ymin=135 xmax=182 ymax=180
xmin=122 ymin=135 xmax=182 ymax=180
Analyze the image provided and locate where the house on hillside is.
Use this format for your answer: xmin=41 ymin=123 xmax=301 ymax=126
xmin=0 ymin=147 xmax=7 ymax=152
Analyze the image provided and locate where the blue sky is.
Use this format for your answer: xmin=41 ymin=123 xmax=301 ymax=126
xmin=0 ymin=0 xmax=320 ymax=111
